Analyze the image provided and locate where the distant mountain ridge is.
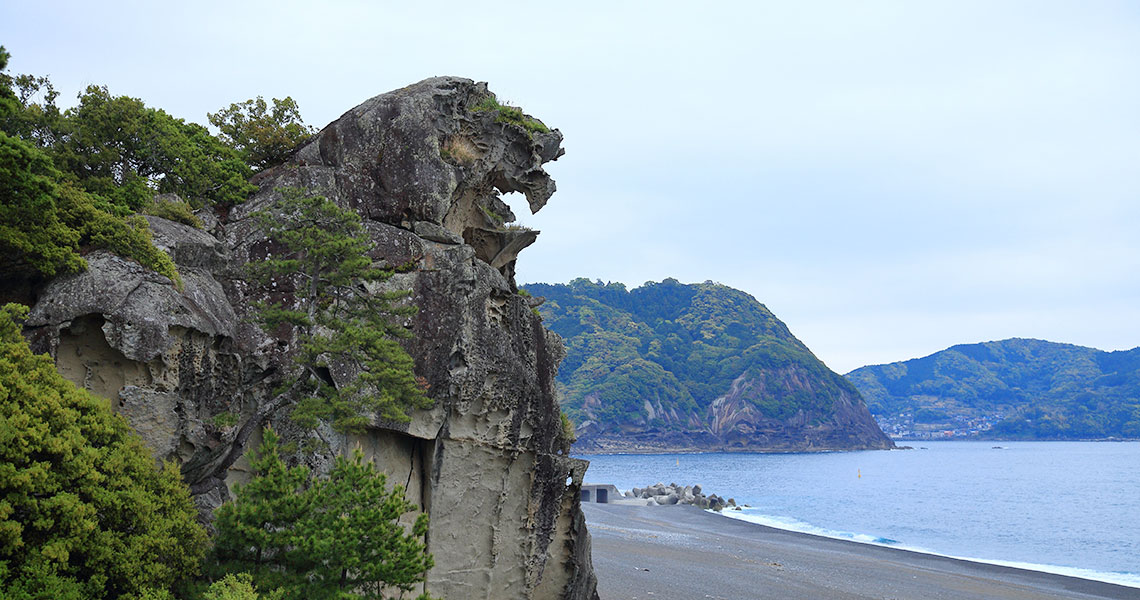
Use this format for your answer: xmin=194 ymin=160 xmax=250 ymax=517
xmin=525 ymin=278 xmax=892 ymax=452
xmin=846 ymin=338 xmax=1140 ymax=439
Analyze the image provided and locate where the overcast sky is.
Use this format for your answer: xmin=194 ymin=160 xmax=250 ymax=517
xmin=3 ymin=1 xmax=1138 ymax=373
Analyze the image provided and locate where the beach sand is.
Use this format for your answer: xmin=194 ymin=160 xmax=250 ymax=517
xmin=583 ymin=503 xmax=1139 ymax=600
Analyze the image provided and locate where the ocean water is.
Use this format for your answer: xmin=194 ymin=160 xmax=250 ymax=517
xmin=577 ymin=441 xmax=1140 ymax=588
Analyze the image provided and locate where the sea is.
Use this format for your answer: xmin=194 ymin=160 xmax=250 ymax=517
xmin=577 ymin=441 xmax=1140 ymax=589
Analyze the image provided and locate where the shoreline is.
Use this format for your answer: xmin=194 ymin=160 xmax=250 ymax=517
xmin=889 ymin=437 xmax=1140 ymax=443
xmin=717 ymin=509 xmax=1140 ymax=590
xmin=573 ymin=438 xmax=1140 ymax=455
xmin=583 ymin=503 xmax=1139 ymax=600
xmin=573 ymin=449 xmax=898 ymax=456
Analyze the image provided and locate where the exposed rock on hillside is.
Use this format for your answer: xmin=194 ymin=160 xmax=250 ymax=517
xmin=526 ymin=279 xmax=893 ymax=453
xmin=23 ymin=77 xmax=597 ymax=599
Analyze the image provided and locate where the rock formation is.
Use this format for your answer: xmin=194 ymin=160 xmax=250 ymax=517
xmin=627 ymin=483 xmax=738 ymax=511
xmin=21 ymin=77 xmax=597 ymax=599
xmin=572 ymin=366 xmax=894 ymax=454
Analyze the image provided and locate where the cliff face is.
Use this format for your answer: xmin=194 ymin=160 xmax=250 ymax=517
xmin=572 ymin=366 xmax=894 ymax=454
xmin=526 ymin=279 xmax=894 ymax=453
xmin=23 ymin=77 xmax=597 ymax=600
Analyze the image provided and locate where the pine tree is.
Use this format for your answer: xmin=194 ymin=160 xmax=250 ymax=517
xmin=210 ymin=429 xmax=435 ymax=599
xmin=190 ymin=189 xmax=431 ymax=497
xmin=208 ymin=97 xmax=316 ymax=172
xmin=210 ymin=427 xmax=312 ymax=595
xmin=249 ymin=188 xmax=431 ymax=433
xmin=301 ymin=449 xmax=433 ymax=598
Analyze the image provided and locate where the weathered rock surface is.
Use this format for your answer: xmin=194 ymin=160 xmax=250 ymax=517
xmin=572 ymin=365 xmax=894 ymax=454
xmin=22 ymin=77 xmax=596 ymax=599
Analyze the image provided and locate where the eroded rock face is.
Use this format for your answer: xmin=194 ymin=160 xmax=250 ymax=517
xmin=573 ymin=366 xmax=894 ymax=454
xmin=707 ymin=367 xmax=894 ymax=451
xmin=23 ymin=77 xmax=596 ymax=600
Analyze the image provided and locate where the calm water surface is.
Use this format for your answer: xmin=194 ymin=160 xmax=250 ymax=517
xmin=578 ymin=441 xmax=1140 ymax=587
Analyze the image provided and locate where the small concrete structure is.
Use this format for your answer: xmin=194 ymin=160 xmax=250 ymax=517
xmin=580 ymin=483 xmax=621 ymax=504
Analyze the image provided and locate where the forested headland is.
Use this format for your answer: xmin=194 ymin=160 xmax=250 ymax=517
xmin=526 ymin=278 xmax=892 ymax=452
xmin=847 ymin=338 xmax=1140 ymax=440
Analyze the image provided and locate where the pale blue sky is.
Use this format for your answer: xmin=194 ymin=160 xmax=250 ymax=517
xmin=3 ymin=1 xmax=1138 ymax=372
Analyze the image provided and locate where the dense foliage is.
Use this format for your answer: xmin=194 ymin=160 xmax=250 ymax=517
xmin=0 ymin=129 xmax=182 ymax=284
xmin=199 ymin=573 xmax=275 ymax=600
xmin=525 ymin=278 xmax=857 ymax=431
xmin=847 ymin=338 xmax=1140 ymax=439
xmin=0 ymin=47 xmax=203 ymax=285
xmin=0 ymin=303 xmax=208 ymax=599
xmin=208 ymin=97 xmax=315 ymax=172
xmin=144 ymin=194 xmax=204 ymax=229
xmin=7 ymin=74 xmax=253 ymax=212
xmin=209 ymin=428 xmax=434 ymax=599
xmin=0 ymin=125 xmax=84 ymax=277
xmin=251 ymin=189 xmax=431 ymax=431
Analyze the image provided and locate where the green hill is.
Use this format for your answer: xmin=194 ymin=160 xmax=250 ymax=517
xmin=524 ymin=278 xmax=892 ymax=452
xmin=845 ymin=338 xmax=1140 ymax=440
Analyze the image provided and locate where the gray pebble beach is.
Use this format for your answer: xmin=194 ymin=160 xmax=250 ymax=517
xmin=583 ymin=503 xmax=1138 ymax=600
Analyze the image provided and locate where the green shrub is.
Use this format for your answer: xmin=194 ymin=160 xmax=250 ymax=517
xmin=0 ymin=129 xmax=85 ymax=277
xmin=470 ymin=96 xmax=550 ymax=137
xmin=201 ymin=573 xmax=279 ymax=600
xmin=212 ymin=411 xmax=239 ymax=429
xmin=0 ymin=133 xmax=181 ymax=285
xmin=560 ymin=411 xmax=576 ymax=443
xmin=0 ymin=303 xmax=208 ymax=599
xmin=144 ymin=195 xmax=203 ymax=229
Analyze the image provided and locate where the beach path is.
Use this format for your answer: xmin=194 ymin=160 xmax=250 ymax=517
xmin=583 ymin=503 xmax=1137 ymax=600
